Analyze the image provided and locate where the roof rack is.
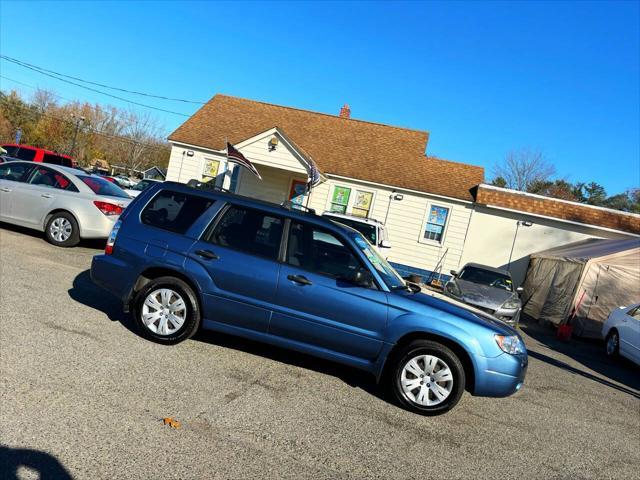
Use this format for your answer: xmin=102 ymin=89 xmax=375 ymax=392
xmin=281 ymin=200 xmax=315 ymax=215
xmin=186 ymin=178 xmax=231 ymax=194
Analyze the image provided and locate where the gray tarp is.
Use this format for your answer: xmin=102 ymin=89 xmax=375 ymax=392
xmin=522 ymin=238 xmax=640 ymax=338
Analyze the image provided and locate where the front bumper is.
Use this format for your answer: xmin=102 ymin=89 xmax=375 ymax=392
xmin=473 ymin=351 xmax=528 ymax=397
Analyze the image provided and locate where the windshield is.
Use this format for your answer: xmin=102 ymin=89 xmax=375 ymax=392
xmin=77 ymin=175 xmax=130 ymax=198
xmin=330 ymin=217 xmax=377 ymax=244
xmin=458 ymin=266 xmax=513 ymax=292
xmin=352 ymin=234 xmax=405 ymax=289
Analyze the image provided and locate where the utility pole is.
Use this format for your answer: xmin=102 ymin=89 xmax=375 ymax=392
xmin=70 ymin=115 xmax=86 ymax=158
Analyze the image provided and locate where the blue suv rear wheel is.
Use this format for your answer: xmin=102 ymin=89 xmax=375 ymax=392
xmin=133 ymin=276 xmax=201 ymax=344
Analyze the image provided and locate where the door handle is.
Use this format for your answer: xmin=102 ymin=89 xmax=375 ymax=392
xmin=41 ymin=193 xmax=52 ymax=198
xmin=195 ymin=249 xmax=219 ymax=260
xmin=287 ymin=274 xmax=312 ymax=286
xmin=0 ymin=187 xmax=11 ymax=192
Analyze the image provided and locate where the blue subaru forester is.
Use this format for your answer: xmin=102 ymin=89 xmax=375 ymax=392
xmin=91 ymin=181 xmax=527 ymax=415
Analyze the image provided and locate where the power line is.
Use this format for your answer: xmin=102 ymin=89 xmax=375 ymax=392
xmin=0 ymin=55 xmax=192 ymax=117
xmin=1 ymin=55 xmax=206 ymax=105
xmin=0 ymin=97 xmax=171 ymax=152
xmin=0 ymin=74 xmax=171 ymax=137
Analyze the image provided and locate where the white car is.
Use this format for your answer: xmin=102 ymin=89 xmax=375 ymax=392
xmin=322 ymin=211 xmax=391 ymax=251
xmin=602 ymin=303 xmax=640 ymax=366
xmin=124 ymin=178 xmax=162 ymax=198
xmin=0 ymin=161 xmax=131 ymax=247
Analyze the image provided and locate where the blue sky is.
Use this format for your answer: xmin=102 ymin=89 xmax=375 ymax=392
xmin=1 ymin=0 xmax=638 ymax=194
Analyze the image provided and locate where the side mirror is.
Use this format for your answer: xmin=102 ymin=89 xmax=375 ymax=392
xmin=516 ymin=286 xmax=524 ymax=294
xmin=347 ymin=269 xmax=374 ymax=288
xmin=379 ymin=240 xmax=392 ymax=249
xmin=450 ymin=270 xmax=458 ymax=277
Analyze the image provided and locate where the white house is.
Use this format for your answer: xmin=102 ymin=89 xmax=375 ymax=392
xmin=166 ymin=94 xmax=640 ymax=286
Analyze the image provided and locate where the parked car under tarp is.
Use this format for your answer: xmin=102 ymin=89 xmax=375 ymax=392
xmin=522 ymin=238 xmax=640 ymax=338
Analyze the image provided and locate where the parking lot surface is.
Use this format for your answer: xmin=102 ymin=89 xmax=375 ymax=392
xmin=1 ymin=224 xmax=639 ymax=479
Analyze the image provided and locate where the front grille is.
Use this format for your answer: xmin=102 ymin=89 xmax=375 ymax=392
xmin=474 ymin=305 xmax=496 ymax=316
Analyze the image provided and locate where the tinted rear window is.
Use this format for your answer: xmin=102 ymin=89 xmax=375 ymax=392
xmin=77 ymin=175 xmax=130 ymax=198
xmin=3 ymin=146 xmax=36 ymax=161
xmin=141 ymin=190 xmax=214 ymax=234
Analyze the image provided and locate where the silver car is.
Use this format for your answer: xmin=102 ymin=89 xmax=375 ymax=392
xmin=444 ymin=263 xmax=523 ymax=326
xmin=0 ymin=161 xmax=131 ymax=247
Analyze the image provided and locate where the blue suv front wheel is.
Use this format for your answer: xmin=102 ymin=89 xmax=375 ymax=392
xmin=389 ymin=340 xmax=466 ymax=415
xmin=133 ymin=276 xmax=201 ymax=344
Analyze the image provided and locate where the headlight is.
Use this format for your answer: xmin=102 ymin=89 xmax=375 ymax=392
xmin=500 ymin=297 xmax=521 ymax=310
xmin=495 ymin=335 xmax=526 ymax=355
xmin=446 ymin=282 xmax=462 ymax=297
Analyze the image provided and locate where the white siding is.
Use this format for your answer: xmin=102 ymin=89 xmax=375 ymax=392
xmin=236 ymin=131 xmax=308 ymax=174
xmin=308 ymin=177 xmax=473 ymax=276
xmin=237 ymin=165 xmax=306 ymax=204
xmin=166 ymin=144 xmax=227 ymax=185
xmin=460 ymin=206 xmax=633 ymax=286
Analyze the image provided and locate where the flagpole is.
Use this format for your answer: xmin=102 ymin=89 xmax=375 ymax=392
xmin=222 ymin=136 xmax=229 ymax=191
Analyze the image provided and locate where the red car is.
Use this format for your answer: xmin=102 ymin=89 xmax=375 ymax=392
xmin=1 ymin=144 xmax=76 ymax=168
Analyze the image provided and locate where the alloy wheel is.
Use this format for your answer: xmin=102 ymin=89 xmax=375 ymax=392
xmin=400 ymin=354 xmax=454 ymax=407
xmin=141 ymin=288 xmax=187 ymax=336
xmin=50 ymin=217 xmax=72 ymax=242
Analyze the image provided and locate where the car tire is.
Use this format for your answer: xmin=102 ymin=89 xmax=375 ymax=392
xmin=388 ymin=339 xmax=466 ymax=416
xmin=133 ymin=276 xmax=201 ymax=345
xmin=45 ymin=211 xmax=80 ymax=247
xmin=605 ymin=329 xmax=620 ymax=358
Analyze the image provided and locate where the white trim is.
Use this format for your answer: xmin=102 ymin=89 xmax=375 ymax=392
xmin=325 ymin=174 xmax=473 ymax=205
xmin=169 ymin=140 xmax=226 ymax=156
xmin=479 ymin=183 xmax=640 ymax=218
xmin=479 ymin=203 xmax=640 ymax=237
xmin=325 ymin=182 xmax=377 ymax=218
xmin=418 ymin=202 xmax=451 ymax=246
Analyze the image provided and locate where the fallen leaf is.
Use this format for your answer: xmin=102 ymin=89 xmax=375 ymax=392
xmin=162 ymin=417 xmax=181 ymax=429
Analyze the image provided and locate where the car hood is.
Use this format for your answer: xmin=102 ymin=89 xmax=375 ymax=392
xmin=394 ymin=289 xmax=517 ymax=336
xmin=454 ymin=279 xmax=516 ymax=310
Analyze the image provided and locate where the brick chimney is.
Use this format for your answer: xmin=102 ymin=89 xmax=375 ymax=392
xmin=339 ymin=104 xmax=351 ymax=119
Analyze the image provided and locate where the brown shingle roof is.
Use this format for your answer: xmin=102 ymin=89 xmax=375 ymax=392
xmin=169 ymin=94 xmax=484 ymax=201
xmin=474 ymin=185 xmax=640 ymax=234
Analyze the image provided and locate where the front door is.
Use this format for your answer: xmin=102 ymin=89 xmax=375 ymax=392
xmin=188 ymin=204 xmax=284 ymax=333
xmin=12 ymin=166 xmax=76 ymax=227
xmin=270 ymin=220 xmax=388 ymax=360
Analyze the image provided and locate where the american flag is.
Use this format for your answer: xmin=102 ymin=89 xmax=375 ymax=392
xmin=226 ymin=142 xmax=262 ymax=180
xmin=305 ymin=157 xmax=322 ymax=193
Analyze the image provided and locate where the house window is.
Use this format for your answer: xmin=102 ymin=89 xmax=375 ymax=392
xmin=422 ymin=204 xmax=449 ymax=243
xmin=329 ymin=185 xmax=375 ymax=217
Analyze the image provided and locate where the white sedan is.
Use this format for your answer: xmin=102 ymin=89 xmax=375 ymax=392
xmin=602 ymin=303 xmax=640 ymax=366
xmin=0 ymin=161 xmax=131 ymax=247
xmin=124 ymin=178 xmax=162 ymax=198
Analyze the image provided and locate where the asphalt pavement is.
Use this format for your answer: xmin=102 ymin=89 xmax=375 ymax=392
xmin=1 ymin=224 xmax=638 ymax=479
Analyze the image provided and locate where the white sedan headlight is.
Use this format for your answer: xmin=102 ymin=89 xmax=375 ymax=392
xmin=495 ymin=335 xmax=526 ymax=355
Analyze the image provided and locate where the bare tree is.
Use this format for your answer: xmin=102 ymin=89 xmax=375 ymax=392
xmin=492 ymin=148 xmax=556 ymax=191
xmin=118 ymin=111 xmax=165 ymax=174
xmin=31 ymin=88 xmax=58 ymax=113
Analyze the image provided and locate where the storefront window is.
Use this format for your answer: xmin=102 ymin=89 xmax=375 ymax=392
xmin=330 ymin=186 xmax=351 ymax=213
xmin=352 ymin=191 xmax=373 ymax=217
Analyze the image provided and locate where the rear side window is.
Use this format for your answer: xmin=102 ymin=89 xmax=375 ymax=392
xmin=205 ymin=205 xmax=283 ymax=260
xmin=0 ymin=162 xmax=34 ymax=182
xmin=77 ymin=175 xmax=130 ymax=198
xmin=3 ymin=146 xmax=37 ymax=161
xmin=29 ymin=166 xmax=78 ymax=191
xmin=141 ymin=190 xmax=214 ymax=234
